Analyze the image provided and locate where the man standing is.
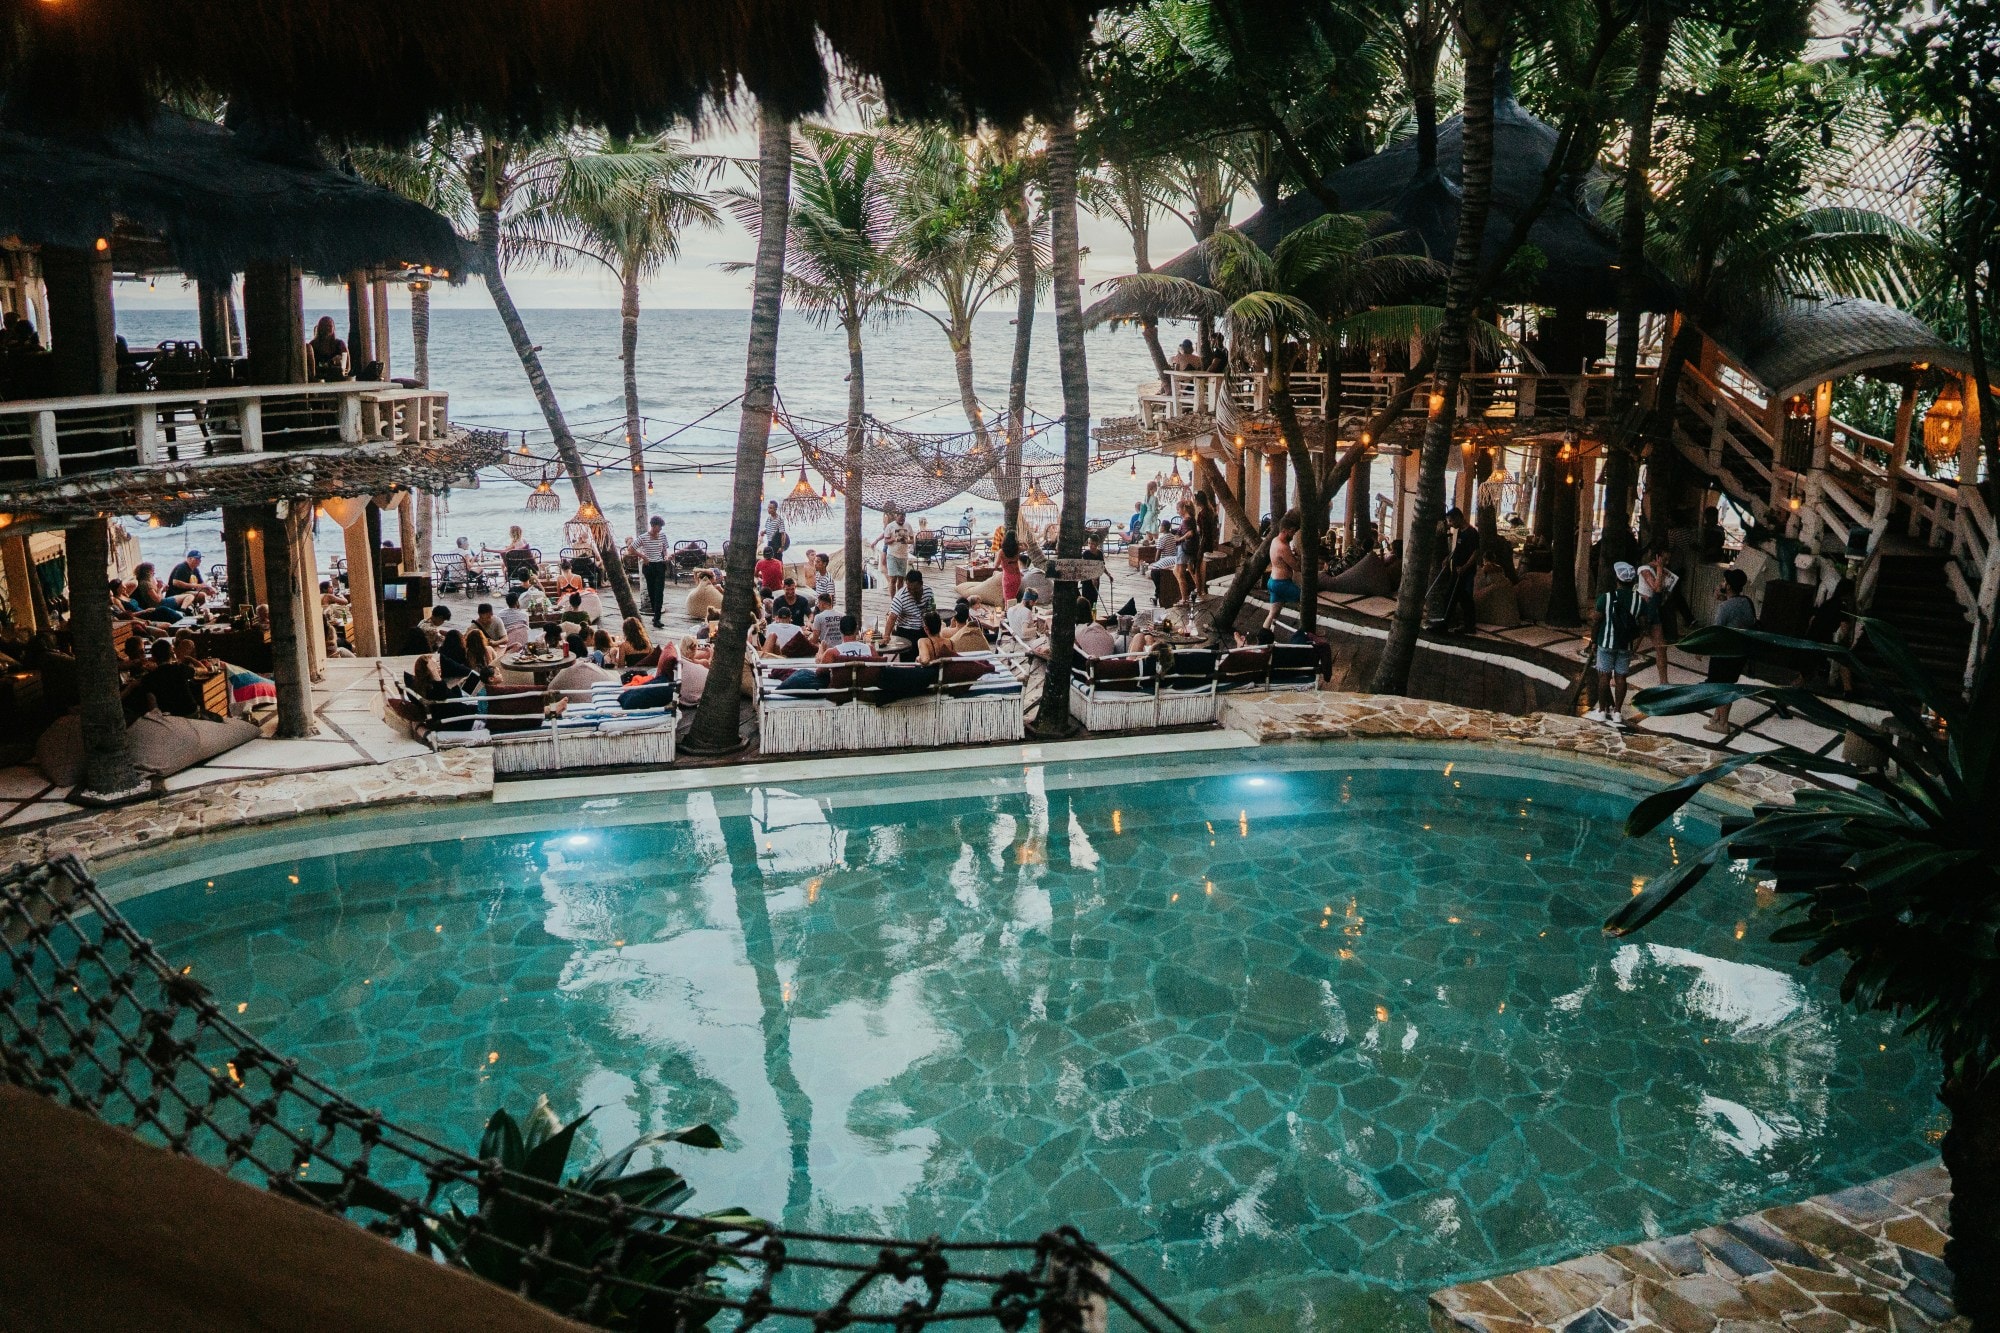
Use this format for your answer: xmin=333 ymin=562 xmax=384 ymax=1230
xmin=1704 ymin=567 xmax=1758 ymax=734
xmin=1438 ymin=507 xmax=1480 ymax=633
xmin=633 ymin=515 xmax=669 ymax=629
xmin=1585 ymin=561 xmax=1644 ymax=725
xmin=763 ymin=500 xmax=789 ymax=559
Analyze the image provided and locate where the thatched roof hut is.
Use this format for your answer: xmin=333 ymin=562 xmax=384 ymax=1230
xmin=1 ymin=0 xmax=1109 ymax=139
xmin=0 ymin=110 xmax=473 ymax=283
xmin=1704 ymin=296 xmax=1973 ymax=402
xmin=1086 ymin=95 xmax=1679 ymax=325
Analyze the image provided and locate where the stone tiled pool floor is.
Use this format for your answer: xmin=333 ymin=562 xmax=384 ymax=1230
xmin=102 ymin=746 xmax=1939 ymax=1330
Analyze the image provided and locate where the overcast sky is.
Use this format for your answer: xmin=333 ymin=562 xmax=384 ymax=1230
xmin=114 ymin=119 xmax=1218 ymax=313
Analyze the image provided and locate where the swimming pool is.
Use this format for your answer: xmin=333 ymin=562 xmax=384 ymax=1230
xmin=104 ymin=743 xmax=1937 ymax=1329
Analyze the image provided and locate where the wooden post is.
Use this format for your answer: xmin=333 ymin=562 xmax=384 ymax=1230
xmin=396 ymin=495 xmax=416 ymax=572
xmin=1267 ymin=450 xmax=1287 ymax=519
xmin=371 ymin=279 xmax=392 ymax=376
xmin=341 ymin=517 xmax=382 ymax=656
xmin=220 ymin=506 xmax=256 ymax=608
xmin=412 ymin=490 xmax=435 ymax=573
xmin=346 ymin=274 xmax=373 ymax=379
xmin=40 ymin=246 xmax=116 ymax=397
xmin=197 ymin=277 xmax=238 ymax=358
xmin=259 ymin=502 xmax=316 ymax=738
xmin=1800 ymin=379 xmax=1834 ymax=548
xmin=1575 ymin=452 xmax=1598 ymax=610
xmin=1242 ymin=442 xmax=1263 ymax=529
xmin=1 ymin=535 xmax=39 ymax=632
xmin=1960 ymin=372 xmax=1983 ymax=483
xmin=296 ymin=517 xmax=324 ymax=683
xmin=65 ymin=517 xmax=143 ymax=800
xmin=1454 ymin=437 xmax=1476 ymax=515
xmin=242 ymin=261 xmax=306 ymax=386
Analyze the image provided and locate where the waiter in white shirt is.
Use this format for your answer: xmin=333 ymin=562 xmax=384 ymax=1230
xmin=633 ymin=515 xmax=670 ymax=628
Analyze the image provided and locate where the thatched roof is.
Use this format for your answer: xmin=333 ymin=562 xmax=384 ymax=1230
xmin=1704 ymin=296 xmax=1973 ymax=400
xmin=1 ymin=1 xmax=1108 ymax=141
xmin=1087 ymin=95 xmax=1679 ymax=325
xmin=0 ymin=110 xmax=473 ymax=283
xmin=0 ymin=429 xmax=507 ymax=528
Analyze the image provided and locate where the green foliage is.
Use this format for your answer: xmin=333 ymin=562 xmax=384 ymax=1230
xmin=435 ymin=1097 xmax=758 ymax=1329
xmin=1609 ymin=619 xmax=2000 ymax=1082
xmin=505 ymin=133 xmax=720 ymax=285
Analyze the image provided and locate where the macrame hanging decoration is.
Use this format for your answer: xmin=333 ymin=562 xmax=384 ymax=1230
xmin=1155 ymin=461 xmax=1191 ymax=509
xmin=1022 ymin=479 xmax=1059 ymax=531
xmin=564 ymin=499 xmax=611 ymax=548
xmin=525 ymin=470 xmax=562 ymax=513
xmin=778 ymin=462 xmax=830 ymax=525
xmin=501 ymin=437 xmax=553 ymax=484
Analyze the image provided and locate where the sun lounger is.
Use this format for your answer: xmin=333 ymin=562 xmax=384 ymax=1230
xmin=753 ymin=651 xmax=1024 ymax=756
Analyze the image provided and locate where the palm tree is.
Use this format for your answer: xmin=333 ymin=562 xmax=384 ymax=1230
xmin=884 ymin=128 xmax=1019 ymax=457
xmin=1035 ymin=109 xmax=1093 ymax=737
xmin=1081 ymin=153 xmax=1175 ymax=373
xmin=686 ymin=110 xmax=793 ymax=755
xmin=727 ymin=124 xmax=898 ymax=621
xmin=507 ymin=133 xmax=720 ymax=531
xmin=1609 ymin=616 xmax=2000 ymax=1322
xmin=1108 ymin=216 xmax=1445 ymax=636
xmin=350 ymin=122 xmax=475 ymax=388
xmin=1371 ymin=3 xmax=1511 ymax=694
xmin=463 ymin=128 xmax=657 ymax=622
xmin=987 ymin=128 xmax=1047 ymax=539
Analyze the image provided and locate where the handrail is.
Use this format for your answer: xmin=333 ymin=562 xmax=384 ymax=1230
xmin=0 ymin=380 xmax=383 ymax=416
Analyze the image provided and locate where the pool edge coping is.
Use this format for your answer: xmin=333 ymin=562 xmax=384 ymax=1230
xmin=1 ymin=693 xmax=1808 ymax=879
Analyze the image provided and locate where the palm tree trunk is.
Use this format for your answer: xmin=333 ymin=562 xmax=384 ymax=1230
xmin=477 ymin=205 xmax=642 ymax=622
xmin=410 ymin=282 xmax=431 ymax=387
xmin=1272 ymin=357 xmax=1320 ymax=637
xmin=1600 ymin=6 xmax=1671 ymax=589
xmin=66 ymin=517 xmax=142 ymax=802
xmin=1371 ymin=12 xmax=1507 ymax=694
xmin=1128 ymin=194 xmax=1168 ymax=376
xmin=843 ymin=318 xmax=867 ymax=621
xmin=687 ymin=110 xmax=791 ymax=754
xmin=622 ymin=265 xmax=647 ymax=531
xmin=1035 ymin=110 xmax=1091 ymax=738
xmin=1004 ymin=196 xmax=1038 ymax=536
xmin=950 ymin=331 xmax=993 ymax=457
xmin=1940 ymin=1071 xmax=2000 ymax=1323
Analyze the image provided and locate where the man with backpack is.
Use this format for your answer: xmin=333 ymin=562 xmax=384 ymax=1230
xmin=1585 ymin=561 xmax=1645 ymax=726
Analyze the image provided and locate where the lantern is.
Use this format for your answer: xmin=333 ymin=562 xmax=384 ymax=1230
xmin=564 ymin=499 xmax=611 ymax=548
xmin=1022 ymin=480 xmax=1059 ymax=530
xmin=778 ymin=463 xmax=829 ymax=525
xmin=1156 ymin=462 xmax=1191 ymax=508
xmin=525 ymin=474 xmax=561 ymax=513
xmin=1923 ymin=379 xmax=1965 ymax=462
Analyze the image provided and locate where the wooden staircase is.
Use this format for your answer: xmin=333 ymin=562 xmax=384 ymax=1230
xmin=1861 ymin=550 xmax=1975 ymax=686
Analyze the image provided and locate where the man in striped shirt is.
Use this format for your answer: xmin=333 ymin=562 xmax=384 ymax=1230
xmin=881 ymin=568 xmax=934 ymax=653
xmin=811 ymin=551 xmax=835 ymax=600
xmin=632 ymin=515 xmax=669 ymax=628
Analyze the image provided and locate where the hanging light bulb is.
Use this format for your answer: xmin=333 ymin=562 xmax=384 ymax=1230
xmin=647 ymin=474 xmax=655 ymax=494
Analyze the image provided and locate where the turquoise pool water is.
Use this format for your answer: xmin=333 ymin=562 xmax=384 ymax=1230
xmin=108 ymin=745 xmax=1937 ymax=1329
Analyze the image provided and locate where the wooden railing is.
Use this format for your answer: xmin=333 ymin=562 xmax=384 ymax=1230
xmin=1137 ymin=369 xmax=1639 ymax=431
xmin=0 ymin=383 xmax=451 ymax=485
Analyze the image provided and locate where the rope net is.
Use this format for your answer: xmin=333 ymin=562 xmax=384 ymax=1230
xmin=0 ymin=856 xmax=1192 ymax=1332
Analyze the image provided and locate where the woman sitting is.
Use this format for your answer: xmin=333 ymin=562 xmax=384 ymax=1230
xmin=410 ymin=653 xmax=463 ymax=704
xmin=437 ymin=629 xmax=476 ymax=690
xmin=617 ymin=617 xmax=660 ymax=672
xmin=916 ymin=610 xmax=958 ymax=666
xmin=461 ymin=627 xmax=498 ymax=688
xmin=589 ymin=628 xmax=616 ymax=666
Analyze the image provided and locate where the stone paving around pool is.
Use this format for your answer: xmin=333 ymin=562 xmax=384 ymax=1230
xmin=0 ymin=683 xmax=1960 ymax=1332
xmin=1429 ymin=1162 xmax=1961 ymax=1333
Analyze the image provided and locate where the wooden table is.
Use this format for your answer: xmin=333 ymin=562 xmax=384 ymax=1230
xmin=498 ymin=651 xmax=573 ymax=687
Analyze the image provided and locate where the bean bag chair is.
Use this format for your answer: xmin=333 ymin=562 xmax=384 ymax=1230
xmin=35 ymin=709 xmax=259 ymax=786
xmin=957 ymin=571 xmax=1003 ymax=606
xmin=685 ymin=583 xmax=723 ymax=619
xmin=1473 ymin=569 xmax=1525 ymax=628
xmin=550 ymin=660 xmax=618 ymax=694
xmin=677 ymin=658 xmax=708 ymax=704
xmin=1323 ymin=553 xmax=1400 ymax=596
xmin=1514 ymin=571 xmax=1552 ymax=622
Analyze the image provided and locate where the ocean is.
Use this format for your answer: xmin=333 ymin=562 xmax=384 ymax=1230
xmin=116 ymin=305 xmax=1192 ymax=573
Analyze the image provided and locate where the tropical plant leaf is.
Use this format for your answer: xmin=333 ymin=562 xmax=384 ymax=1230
xmin=1624 ymin=752 xmax=1767 ymax=835
xmin=1605 ymin=841 xmax=1727 ymax=935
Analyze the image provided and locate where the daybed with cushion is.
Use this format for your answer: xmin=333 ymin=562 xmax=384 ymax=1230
xmin=753 ymin=651 xmax=1024 ymax=756
xmin=390 ymin=679 xmax=676 ymax=775
xmin=1068 ymin=641 xmax=1319 ymax=732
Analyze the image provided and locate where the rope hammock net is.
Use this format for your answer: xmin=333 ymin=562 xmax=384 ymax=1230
xmin=0 ymin=856 xmax=1193 ymax=1332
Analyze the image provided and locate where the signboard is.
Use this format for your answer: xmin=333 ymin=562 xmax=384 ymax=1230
xmin=1050 ymin=558 xmax=1107 ymax=581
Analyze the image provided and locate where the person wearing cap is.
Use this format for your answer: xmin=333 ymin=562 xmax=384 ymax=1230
xmin=1585 ymin=561 xmax=1646 ymax=725
xmin=1005 ymin=586 xmax=1043 ymax=649
xmin=165 ymin=550 xmax=214 ymax=599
